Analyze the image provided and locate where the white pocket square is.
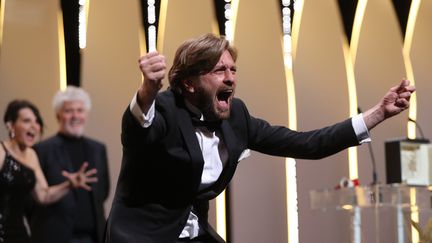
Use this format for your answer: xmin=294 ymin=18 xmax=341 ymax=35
xmin=238 ymin=149 xmax=251 ymax=162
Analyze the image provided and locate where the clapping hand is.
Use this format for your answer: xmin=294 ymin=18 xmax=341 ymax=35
xmin=62 ymin=162 xmax=98 ymax=191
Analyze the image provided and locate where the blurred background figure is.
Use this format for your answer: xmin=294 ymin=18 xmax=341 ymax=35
xmin=0 ymin=99 xmax=97 ymax=243
xmin=30 ymin=86 xmax=110 ymax=243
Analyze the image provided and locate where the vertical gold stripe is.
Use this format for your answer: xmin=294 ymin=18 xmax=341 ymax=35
xmin=285 ymin=1 xmax=304 ymax=242
xmin=285 ymin=68 xmax=298 ymax=243
xmin=404 ymin=57 xmax=417 ymax=139
xmin=216 ymin=191 xmax=227 ymax=240
xmin=350 ymin=0 xmax=368 ymax=66
xmin=410 ymin=187 xmax=419 ymax=242
xmin=290 ymin=0 xmax=304 ymax=61
xmin=210 ymin=0 xmax=219 ymax=36
xmin=228 ymin=0 xmax=239 ymax=45
xmin=404 ymin=0 xmax=420 ymax=139
xmin=85 ymin=0 xmax=90 ymax=48
xmin=57 ymin=9 xmax=67 ymax=91
xmin=0 ymin=0 xmax=5 ymax=48
xmin=230 ymin=0 xmax=240 ymax=30
xmin=156 ymin=0 xmax=168 ymax=53
xmin=404 ymin=0 xmax=421 ymax=55
xmin=286 ymin=66 xmax=297 ymax=131
xmin=342 ymin=39 xmax=359 ymax=180
xmin=405 ymin=2 xmax=421 ymax=241
xmin=347 ymin=0 xmax=370 ymax=181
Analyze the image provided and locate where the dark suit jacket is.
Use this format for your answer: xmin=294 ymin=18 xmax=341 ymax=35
xmin=105 ymin=90 xmax=359 ymax=243
xmin=31 ymin=134 xmax=110 ymax=243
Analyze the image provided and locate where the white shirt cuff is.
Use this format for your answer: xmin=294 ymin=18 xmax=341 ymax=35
xmin=129 ymin=93 xmax=155 ymax=128
xmin=352 ymin=113 xmax=371 ymax=144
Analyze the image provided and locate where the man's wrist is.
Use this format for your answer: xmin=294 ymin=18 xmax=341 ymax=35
xmin=363 ymin=105 xmax=385 ymax=130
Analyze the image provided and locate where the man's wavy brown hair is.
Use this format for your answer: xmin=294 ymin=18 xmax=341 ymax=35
xmin=168 ymin=33 xmax=237 ymax=94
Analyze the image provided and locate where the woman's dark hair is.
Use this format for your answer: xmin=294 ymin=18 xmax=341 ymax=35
xmin=4 ymin=99 xmax=44 ymax=134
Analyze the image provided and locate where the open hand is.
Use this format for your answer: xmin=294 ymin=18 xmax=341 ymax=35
xmin=62 ymin=162 xmax=98 ymax=191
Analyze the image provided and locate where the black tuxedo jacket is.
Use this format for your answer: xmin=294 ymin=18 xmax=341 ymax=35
xmin=105 ymin=90 xmax=359 ymax=243
xmin=31 ymin=134 xmax=110 ymax=243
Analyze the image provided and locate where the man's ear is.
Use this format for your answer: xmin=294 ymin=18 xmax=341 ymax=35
xmin=183 ymin=79 xmax=194 ymax=93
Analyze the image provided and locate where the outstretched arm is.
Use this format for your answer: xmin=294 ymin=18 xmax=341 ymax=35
xmin=363 ymin=79 xmax=415 ymax=130
xmin=137 ymin=52 xmax=166 ymax=114
xmin=31 ymin=150 xmax=97 ymax=205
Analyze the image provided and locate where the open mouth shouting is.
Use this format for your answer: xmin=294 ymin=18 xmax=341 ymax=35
xmin=216 ymin=89 xmax=234 ymax=112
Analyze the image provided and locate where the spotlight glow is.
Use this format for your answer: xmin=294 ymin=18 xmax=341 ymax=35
xmin=0 ymin=0 xmax=5 ymax=48
xmin=146 ymin=0 xmax=157 ymax=52
xmin=282 ymin=1 xmax=300 ymax=242
xmin=78 ymin=0 xmax=87 ymax=49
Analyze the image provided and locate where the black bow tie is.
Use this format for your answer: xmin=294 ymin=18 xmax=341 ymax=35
xmin=191 ymin=117 xmax=222 ymax=131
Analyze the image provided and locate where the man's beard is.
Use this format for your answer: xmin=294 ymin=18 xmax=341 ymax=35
xmin=64 ymin=123 xmax=85 ymax=137
xmin=195 ymin=87 xmax=231 ymax=121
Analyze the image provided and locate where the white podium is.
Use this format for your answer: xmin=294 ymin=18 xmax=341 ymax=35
xmin=310 ymin=184 xmax=432 ymax=243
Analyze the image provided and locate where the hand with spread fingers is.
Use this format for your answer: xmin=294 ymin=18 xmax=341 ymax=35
xmin=62 ymin=162 xmax=98 ymax=191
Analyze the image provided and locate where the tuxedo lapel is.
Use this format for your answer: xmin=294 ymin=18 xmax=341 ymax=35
xmin=176 ymin=107 xmax=206 ymax=192
xmin=220 ymin=120 xmax=244 ymax=167
xmin=211 ymin=120 xmax=243 ymax=192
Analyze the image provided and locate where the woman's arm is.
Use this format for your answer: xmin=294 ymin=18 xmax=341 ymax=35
xmin=0 ymin=145 xmax=5 ymax=171
xmin=30 ymin=149 xmax=97 ymax=205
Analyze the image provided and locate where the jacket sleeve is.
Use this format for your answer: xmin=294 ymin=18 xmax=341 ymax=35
xmin=121 ymin=106 xmax=167 ymax=148
xmin=231 ymin=99 xmax=360 ymax=160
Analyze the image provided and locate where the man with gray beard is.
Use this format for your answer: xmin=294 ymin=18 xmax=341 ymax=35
xmin=30 ymin=86 xmax=110 ymax=243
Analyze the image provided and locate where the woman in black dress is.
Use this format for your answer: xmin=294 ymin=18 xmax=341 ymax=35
xmin=0 ymin=100 xmax=97 ymax=243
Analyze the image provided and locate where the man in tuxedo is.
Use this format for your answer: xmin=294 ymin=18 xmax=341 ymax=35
xmin=105 ymin=33 xmax=415 ymax=243
xmin=31 ymin=86 xmax=110 ymax=243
